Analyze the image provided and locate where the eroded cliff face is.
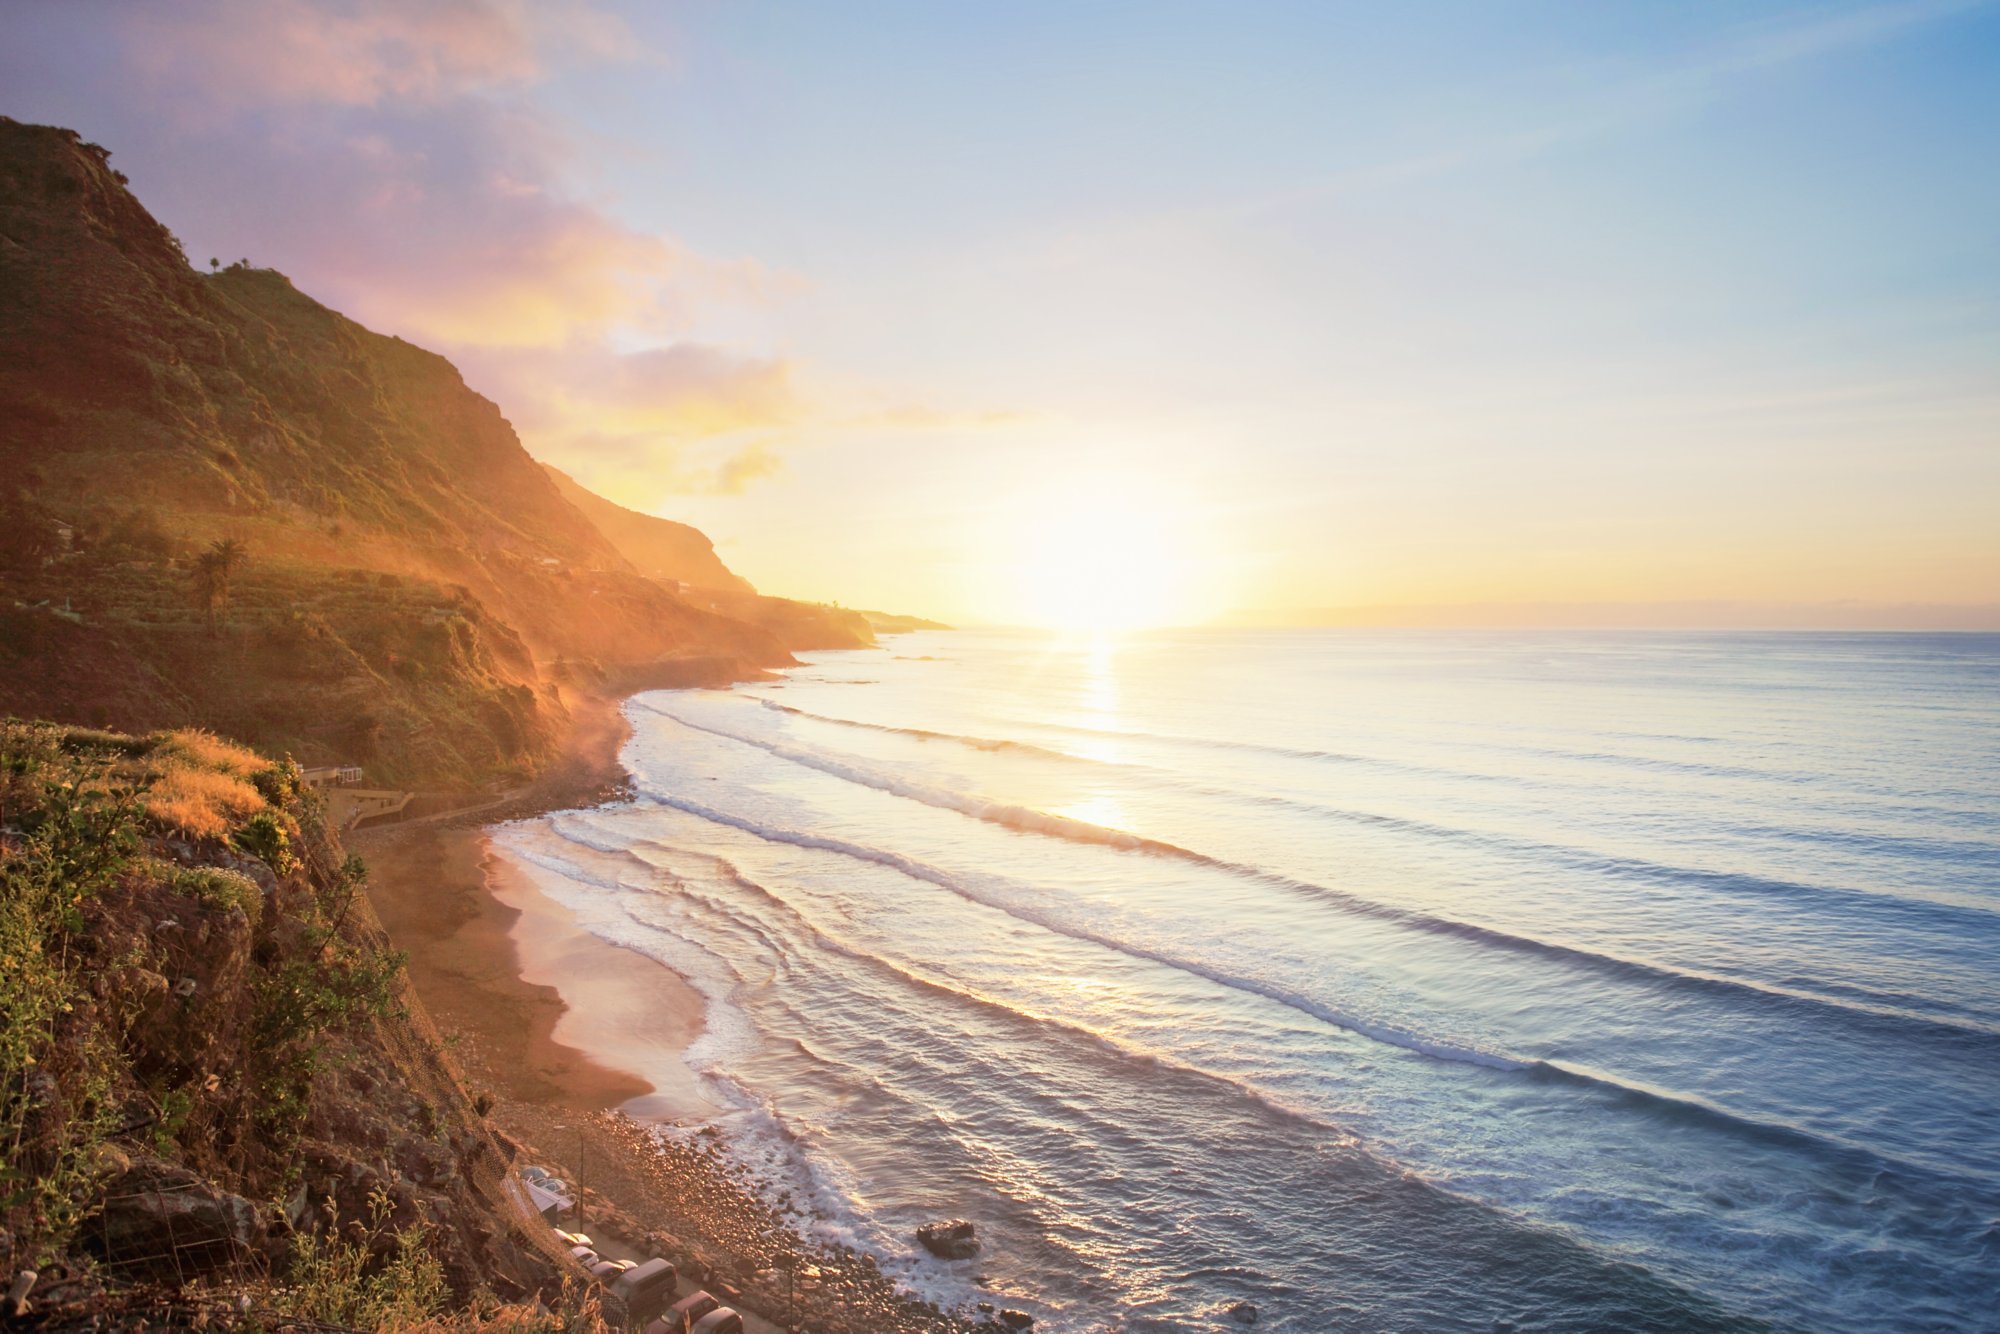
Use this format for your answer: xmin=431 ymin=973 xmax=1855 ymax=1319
xmin=0 ymin=117 xmax=868 ymax=787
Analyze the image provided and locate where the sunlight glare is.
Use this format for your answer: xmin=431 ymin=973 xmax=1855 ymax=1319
xmin=999 ymin=484 xmax=1194 ymax=631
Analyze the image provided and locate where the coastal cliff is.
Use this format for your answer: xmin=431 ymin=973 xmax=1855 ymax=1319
xmin=0 ymin=723 xmax=580 ymax=1325
xmin=0 ymin=117 xmax=873 ymax=789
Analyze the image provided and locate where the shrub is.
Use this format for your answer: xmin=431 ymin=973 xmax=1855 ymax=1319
xmin=277 ymin=1188 xmax=448 ymax=1331
xmin=233 ymin=809 xmax=301 ymax=877
xmin=141 ymin=858 xmax=262 ymax=916
xmin=249 ymin=929 xmax=406 ymax=1168
xmin=253 ymin=755 xmax=305 ymax=806
xmin=0 ymin=728 xmax=141 ymax=1259
xmin=51 ymin=726 xmax=149 ymax=758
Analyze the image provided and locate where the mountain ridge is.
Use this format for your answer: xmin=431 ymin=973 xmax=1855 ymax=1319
xmin=0 ymin=116 xmax=876 ymax=786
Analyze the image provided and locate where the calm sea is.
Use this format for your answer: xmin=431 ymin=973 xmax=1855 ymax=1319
xmin=494 ymin=630 xmax=2000 ymax=1332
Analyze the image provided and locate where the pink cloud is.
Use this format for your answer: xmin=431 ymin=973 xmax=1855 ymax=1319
xmin=119 ymin=0 xmax=620 ymax=113
xmin=0 ymin=1 xmax=960 ymax=501
xmin=34 ymin=0 xmax=773 ymax=353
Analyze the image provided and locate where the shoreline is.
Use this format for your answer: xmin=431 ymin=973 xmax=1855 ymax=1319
xmin=355 ymin=683 xmax=988 ymax=1334
xmin=352 ymin=688 xmax=663 ymax=1114
xmin=483 ymin=849 xmax=717 ymax=1121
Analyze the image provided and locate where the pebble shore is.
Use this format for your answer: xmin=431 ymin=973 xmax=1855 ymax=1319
xmin=501 ymin=1104 xmax=998 ymax=1334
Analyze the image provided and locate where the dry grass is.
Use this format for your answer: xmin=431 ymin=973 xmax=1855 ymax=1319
xmin=143 ymin=765 xmax=267 ymax=839
xmin=126 ymin=729 xmax=274 ymax=839
xmin=151 ymin=727 xmax=265 ymax=777
xmin=402 ymin=1283 xmax=610 ymax=1334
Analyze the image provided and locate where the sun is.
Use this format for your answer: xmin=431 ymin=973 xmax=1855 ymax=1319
xmin=998 ymin=486 xmax=1191 ymax=632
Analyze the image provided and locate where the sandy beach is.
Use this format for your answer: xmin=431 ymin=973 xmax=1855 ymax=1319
xmin=354 ymin=687 xmax=985 ymax=1334
xmin=350 ymin=687 xmax=669 ymax=1113
xmin=354 ymin=816 xmax=713 ymax=1117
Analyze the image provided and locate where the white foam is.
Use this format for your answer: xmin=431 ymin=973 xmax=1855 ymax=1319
xmin=617 ymin=783 xmax=1533 ymax=1076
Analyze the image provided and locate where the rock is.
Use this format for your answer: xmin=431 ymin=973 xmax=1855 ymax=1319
xmin=1226 ymin=1301 xmax=1259 ymax=1325
xmin=916 ymin=1218 xmax=979 ymax=1260
xmin=976 ymin=1301 xmax=995 ymax=1313
xmin=998 ymin=1310 xmax=1034 ymax=1330
xmin=90 ymin=1153 xmax=269 ymax=1278
xmin=8 ymin=1271 xmax=36 ymax=1319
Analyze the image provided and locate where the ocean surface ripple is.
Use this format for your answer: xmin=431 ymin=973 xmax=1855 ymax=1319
xmin=494 ymin=630 xmax=2000 ymax=1332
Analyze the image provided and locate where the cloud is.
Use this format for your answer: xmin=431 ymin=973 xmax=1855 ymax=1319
xmin=95 ymin=0 xmax=777 ymax=349
xmin=118 ymin=0 xmax=560 ymax=113
xmin=0 ymin=0 xmax=1021 ymax=505
xmin=4 ymin=1 xmax=782 ymax=341
xmin=183 ymin=96 xmax=781 ymax=348
xmin=711 ymin=442 xmax=784 ymax=494
xmin=456 ymin=339 xmax=795 ymax=443
xmin=0 ymin=0 xmax=817 ymax=495
xmin=553 ymin=431 xmax=791 ymax=508
xmin=451 ymin=339 xmax=798 ymax=499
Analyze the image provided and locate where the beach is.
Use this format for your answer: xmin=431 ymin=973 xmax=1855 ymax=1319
xmin=354 ymin=688 xmax=985 ymax=1334
xmin=353 ymin=689 xmax=658 ymax=1113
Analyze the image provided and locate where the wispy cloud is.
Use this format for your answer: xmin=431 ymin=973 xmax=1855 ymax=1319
xmin=119 ymin=0 xmax=580 ymax=113
xmin=1332 ymin=0 xmax=1996 ymax=193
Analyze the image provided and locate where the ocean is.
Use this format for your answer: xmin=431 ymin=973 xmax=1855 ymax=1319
xmin=493 ymin=629 xmax=2000 ymax=1332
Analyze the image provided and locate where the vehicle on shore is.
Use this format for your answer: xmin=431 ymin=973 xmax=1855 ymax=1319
xmin=611 ymin=1258 xmax=679 ymax=1325
xmin=689 ymin=1308 xmax=743 ymax=1334
xmin=648 ymin=1290 xmax=721 ymax=1334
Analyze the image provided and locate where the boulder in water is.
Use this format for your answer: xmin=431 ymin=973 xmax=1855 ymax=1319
xmin=915 ymin=1218 xmax=979 ymax=1259
xmin=1226 ymin=1300 xmax=1260 ymax=1325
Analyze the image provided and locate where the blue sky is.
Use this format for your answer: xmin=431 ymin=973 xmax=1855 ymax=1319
xmin=4 ymin=0 xmax=1997 ymax=623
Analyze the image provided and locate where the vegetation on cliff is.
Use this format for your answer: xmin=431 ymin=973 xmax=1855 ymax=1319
xmin=0 ymin=721 xmax=599 ymax=1328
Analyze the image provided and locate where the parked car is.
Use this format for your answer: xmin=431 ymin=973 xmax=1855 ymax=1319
xmin=569 ymin=1245 xmax=600 ymax=1265
xmin=610 ymin=1258 xmax=679 ymax=1324
xmin=689 ymin=1308 xmax=743 ymax=1334
xmin=588 ymin=1259 xmax=635 ymax=1282
xmin=647 ymin=1290 xmax=720 ymax=1334
xmin=556 ymin=1230 xmax=593 ymax=1248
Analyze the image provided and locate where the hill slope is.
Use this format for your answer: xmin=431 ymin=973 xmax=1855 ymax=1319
xmin=0 ymin=118 xmax=869 ymax=784
xmin=540 ymin=462 xmax=881 ymax=648
xmin=541 ymin=463 xmax=754 ymax=594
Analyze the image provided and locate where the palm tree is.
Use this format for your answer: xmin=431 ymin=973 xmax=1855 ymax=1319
xmin=210 ymin=537 xmax=246 ymax=580
xmin=192 ymin=551 xmax=223 ymax=634
xmin=192 ymin=537 xmax=247 ymax=634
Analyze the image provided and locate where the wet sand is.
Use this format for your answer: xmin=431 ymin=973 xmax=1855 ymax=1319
xmin=355 ymin=817 xmax=662 ymax=1112
xmin=485 ymin=852 xmax=716 ymax=1119
xmin=355 ymin=686 xmax=983 ymax=1334
xmin=352 ymin=687 xmax=691 ymax=1113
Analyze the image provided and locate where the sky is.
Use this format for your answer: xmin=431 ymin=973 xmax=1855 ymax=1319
xmin=3 ymin=0 xmax=1998 ymax=627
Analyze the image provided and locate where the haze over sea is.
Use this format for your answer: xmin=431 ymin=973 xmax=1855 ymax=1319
xmin=496 ymin=629 xmax=2000 ymax=1332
